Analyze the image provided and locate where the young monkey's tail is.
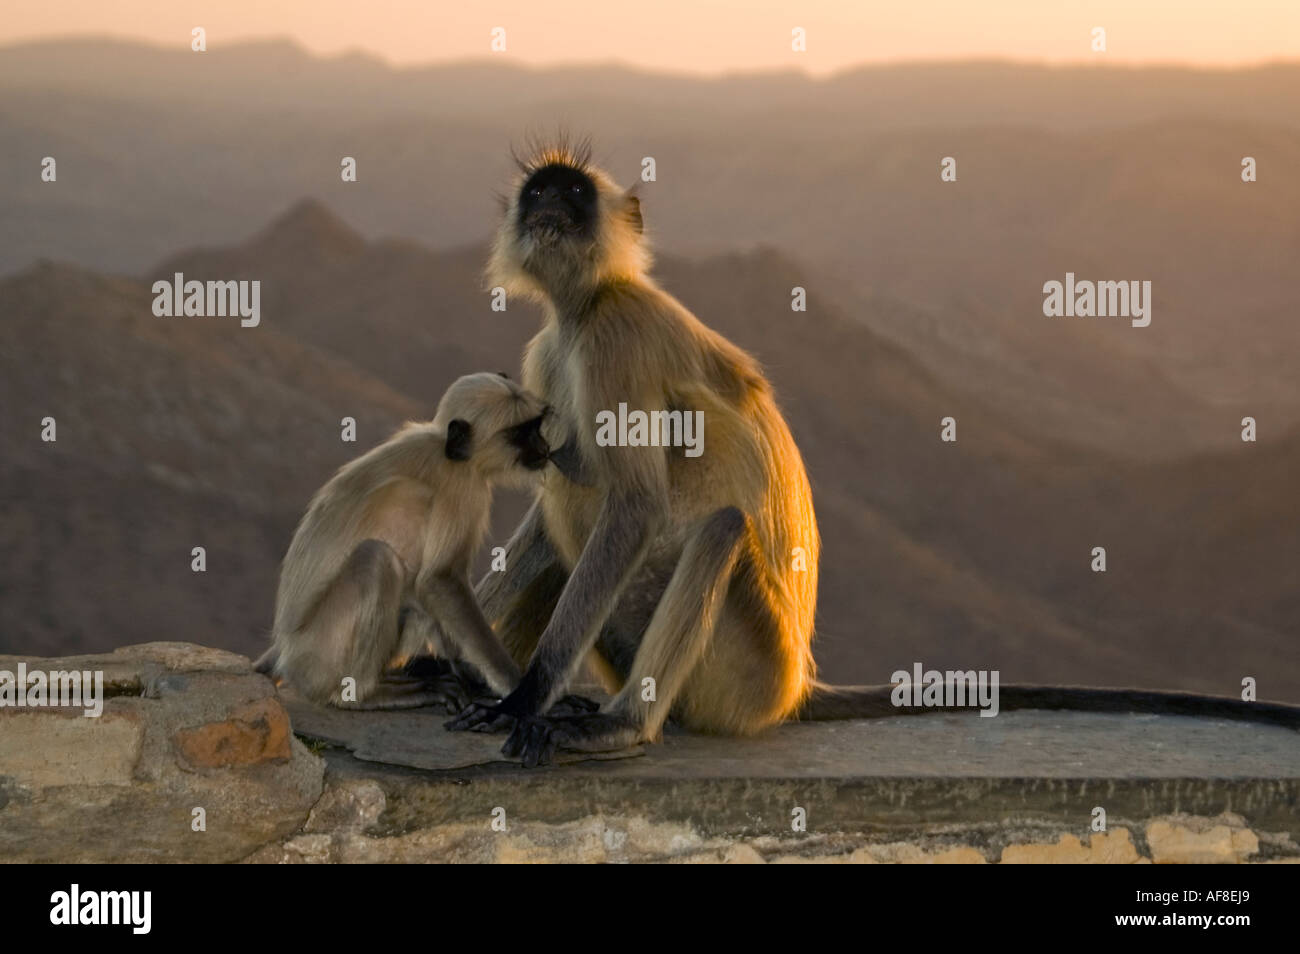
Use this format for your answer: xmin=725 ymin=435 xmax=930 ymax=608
xmin=796 ymin=681 xmax=1300 ymax=729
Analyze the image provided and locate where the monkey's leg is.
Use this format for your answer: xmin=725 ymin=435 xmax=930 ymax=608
xmin=474 ymin=498 xmax=567 ymax=667
xmin=343 ymin=604 xmax=478 ymax=712
xmin=280 ymin=540 xmax=470 ymax=711
xmin=420 ymin=572 xmax=523 ymax=697
xmin=591 ymin=552 xmax=677 ymax=687
xmin=276 ymin=539 xmax=402 ymax=705
xmin=503 ymin=507 xmax=749 ymax=767
xmin=391 ymin=608 xmax=496 ymax=705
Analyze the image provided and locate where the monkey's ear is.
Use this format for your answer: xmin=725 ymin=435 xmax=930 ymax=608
xmin=445 ymin=419 xmax=473 ymax=461
xmin=624 ymin=195 xmax=643 ymax=234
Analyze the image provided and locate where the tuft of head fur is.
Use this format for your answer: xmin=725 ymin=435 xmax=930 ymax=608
xmin=509 ymin=131 xmax=595 ymax=178
xmin=487 ymin=136 xmax=651 ymax=304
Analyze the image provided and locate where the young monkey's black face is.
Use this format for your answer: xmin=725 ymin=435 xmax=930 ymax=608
xmin=439 ymin=373 xmax=552 ymax=480
xmin=506 ymin=410 xmax=551 ymax=470
xmin=517 ymin=163 xmax=597 ymax=245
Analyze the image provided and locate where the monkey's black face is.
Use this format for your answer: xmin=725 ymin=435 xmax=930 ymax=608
xmin=517 ymin=164 xmax=597 ymax=244
xmin=506 ymin=412 xmax=551 ymax=470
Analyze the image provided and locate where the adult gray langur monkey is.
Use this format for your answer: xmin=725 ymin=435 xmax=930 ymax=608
xmin=256 ymin=372 xmax=559 ymax=710
xmin=446 ymin=137 xmax=823 ymax=763
xmin=446 ymin=137 xmax=1300 ymax=764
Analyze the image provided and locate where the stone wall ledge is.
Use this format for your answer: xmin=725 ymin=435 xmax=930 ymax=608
xmin=2 ymin=643 xmax=1297 ymax=863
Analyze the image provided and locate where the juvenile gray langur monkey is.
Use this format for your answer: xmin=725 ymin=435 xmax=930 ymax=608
xmin=446 ymin=137 xmax=823 ymax=763
xmin=255 ymin=372 xmax=555 ymax=709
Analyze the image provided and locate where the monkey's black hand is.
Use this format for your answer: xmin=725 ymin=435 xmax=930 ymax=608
xmin=444 ymin=700 xmax=516 ymax=733
xmin=547 ymin=436 xmax=595 ymax=487
xmin=503 ymin=712 xmax=641 ymax=768
xmin=548 ymin=694 xmax=601 ymax=717
xmin=502 ymin=716 xmax=562 ymax=768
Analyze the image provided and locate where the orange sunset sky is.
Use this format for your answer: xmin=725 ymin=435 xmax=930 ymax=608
xmin=4 ymin=0 xmax=1299 ymax=74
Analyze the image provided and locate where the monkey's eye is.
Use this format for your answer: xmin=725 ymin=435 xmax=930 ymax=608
xmin=570 ymin=183 xmax=583 ymax=194
xmin=528 ymin=187 xmax=543 ymax=197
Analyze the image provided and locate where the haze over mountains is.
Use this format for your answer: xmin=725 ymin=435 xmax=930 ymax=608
xmin=4 ymin=38 xmax=1298 ymax=458
xmin=1 ymin=39 xmax=1296 ymax=698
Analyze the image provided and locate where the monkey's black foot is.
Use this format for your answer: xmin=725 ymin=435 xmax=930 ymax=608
xmin=336 ymin=670 xmax=472 ymax=713
xmin=444 ymin=700 xmax=517 ymax=734
xmin=502 ymin=712 xmax=641 ymax=768
xmin=426 ymin=673 xmax=477 ymax=714
xmin=547 ymin=694 xmax=601 ymax=717
xmin=396 ymin=656 xmax=497 ymax=714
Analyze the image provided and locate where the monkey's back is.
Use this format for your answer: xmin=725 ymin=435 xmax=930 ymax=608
xmin=273 ymin=475 xmax=437 ymax=638
xmin=271 ymin=425 xmax=464 ymax=639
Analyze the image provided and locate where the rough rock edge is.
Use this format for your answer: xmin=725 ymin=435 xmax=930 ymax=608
xmin=248 ymin=774 xmax=1293 ymax=863
xmin=4 ymin=643 xmax=1297 ymax=864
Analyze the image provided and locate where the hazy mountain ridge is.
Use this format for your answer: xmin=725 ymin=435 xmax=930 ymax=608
xmin=3 ymin=39 xmax=1295 ymax=462
xmin=0 ymin=259 xmax=420 ymax=498
xmin=5 ymin=37 xmax=1300 ymax=126
xmin=149 ymin=199 xmax=527 ymax=405
xmin=2 ymin=201 xmax=1295 ymax=698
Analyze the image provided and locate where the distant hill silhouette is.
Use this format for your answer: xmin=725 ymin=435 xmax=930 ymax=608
xmin=2 ymin=202 xmax=1296 ymax=700
xmin=3 ymin=39 xmax=1296 ymax=458
xmin=0 ymin=256 xmax=418 ymax=656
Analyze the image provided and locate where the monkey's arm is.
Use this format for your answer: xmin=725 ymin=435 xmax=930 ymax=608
xmin=547 ymin=436 xmax=596 ymax=487
xmin=474 ymin=498 xmax=554 ymax=621
xmin=444 ymin=482 xmax=655 ymax=734
xmin=499 ymin=487 xmax=663 ymax=718
xmin=489 ymin=350 xmax=671 ymax=718
xmin=420 ymin=573 xmax=522 ymax=697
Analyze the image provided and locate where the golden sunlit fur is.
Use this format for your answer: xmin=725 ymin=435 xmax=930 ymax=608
xmin=452 ymin=139 xmax=820 ymax=762
xmin=256 ymin=372 xmax=554 ymax=709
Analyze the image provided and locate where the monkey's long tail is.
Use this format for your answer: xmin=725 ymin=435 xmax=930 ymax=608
xmin=796 ymin=682 xmax=1300 ymax=729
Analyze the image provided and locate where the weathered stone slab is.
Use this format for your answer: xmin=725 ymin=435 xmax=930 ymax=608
xmin=584 ymin=711 xmax=1300 ymax=779
xmin=0 ymin=642 xmax=323 ymax=862
xmin=0 ymin=708 xmax=144 ymax=787
xmin=319 ymin=709 xmax=1300 ymax=844
xmin=283 ymin=688 xmax=641 ymax=770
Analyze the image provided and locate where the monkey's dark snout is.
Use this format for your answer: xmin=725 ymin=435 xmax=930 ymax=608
xmin=526 ymin=194 xmax=578 ymax=232
xmin=529 ymin=206 xmax=573 ymax=229
xmin=509 ymin=416 xmax=551 ymax=470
